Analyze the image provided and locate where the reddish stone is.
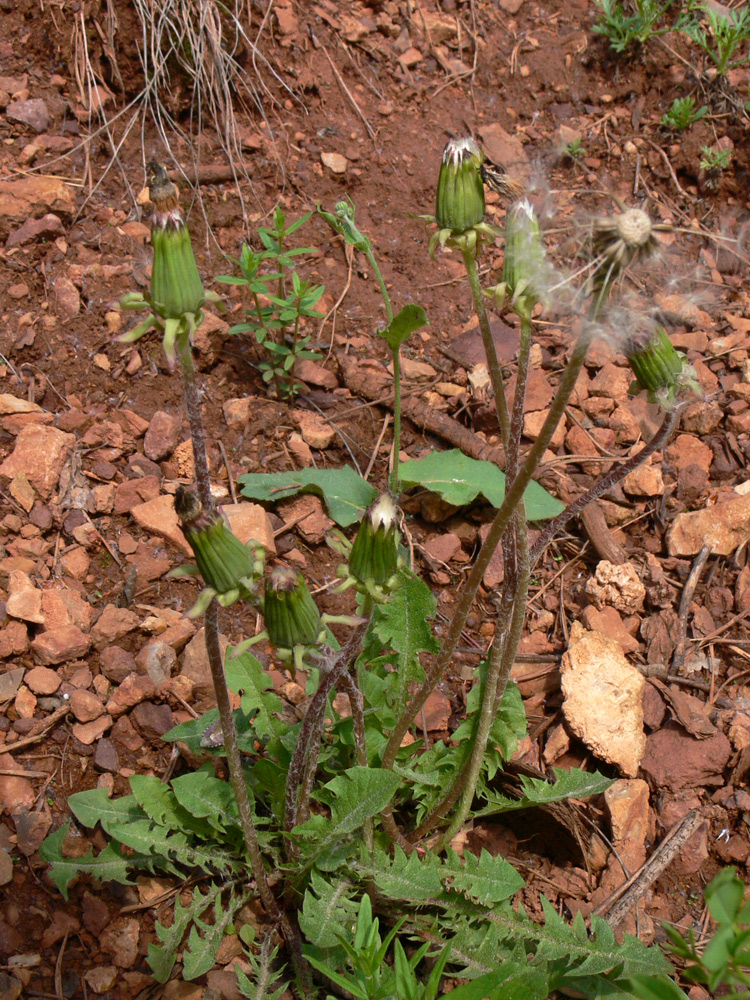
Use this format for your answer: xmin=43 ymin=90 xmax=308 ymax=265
xmin=31 ymin=625 xmax=91 ymax=665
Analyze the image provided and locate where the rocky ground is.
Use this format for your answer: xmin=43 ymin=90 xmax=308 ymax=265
xmin=1 ymin=0 xmax=750 ymax=996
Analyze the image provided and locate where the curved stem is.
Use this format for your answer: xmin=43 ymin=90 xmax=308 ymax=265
xmin=461 ymin=244 xmax=511 ymax=451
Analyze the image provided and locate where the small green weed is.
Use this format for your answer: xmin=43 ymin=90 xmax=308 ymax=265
xmin=680 ymin=3 xmax=750 ymax=77
xmin=592 ymin=0 xmax=675 ymax=53
xmin=216 ymin=209 xmax=325 ymax=399
xmin=660 ymin=95 xmax=709 ymax=130
xmin=663 ymin=867 xmax=750 ymax=997
xmin=700 ymin=144 xmax=732 ymax=172
xmin=565 ymin=136 xmax=586 ymax=159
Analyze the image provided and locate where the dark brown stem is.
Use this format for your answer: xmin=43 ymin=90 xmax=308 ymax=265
xmin=530 ymin=407 xmax=682 ymax=568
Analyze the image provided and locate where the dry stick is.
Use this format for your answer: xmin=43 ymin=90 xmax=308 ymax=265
xmin=177 ymin=339 xmax=309 ymax=993
xmin=671 ymin=543 xmax=713 ymax=674
xmin=593 ymin=809 xmax=703 ymax=927
xmin=528 ymin=406 xmax=683 ymax=568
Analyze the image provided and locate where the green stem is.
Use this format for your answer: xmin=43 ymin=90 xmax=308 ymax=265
xmin=461 ymin=243 xmax=511 ymax=451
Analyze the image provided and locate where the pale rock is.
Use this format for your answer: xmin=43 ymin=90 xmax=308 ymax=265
xmin=144 ymin=411 xmax=180 ymax=462
xmin=292 ymin=409 xmax=335 ymax=450
xmin=588 ymin=363 xmax=631 ymax=402
xmin=608 ymin=404 xmax=641 ymax=444
xmin=0 ymin=773 xmax=35 ymax=813
xmin=25 ymin=666 xmax=61 ymax=695
xmin=100 ymin=917 xmax=140 ymax=969
xmin=14 ymin=685 xmax=36 ymax=719
xmin=69 ymin=689 xmax=105 ymax=723
xmin=223 ymin=397 xmax=253 ymax=430
xmin=31 ymin=625 xmax=91 ymax=665
xmin=85 ymin=967 xmax=118 ymax=994
xmin=542 ymin=723 xmax=570 ymax=764
xmin=423 ymin=533 xmax=461 ymax=564
xmin=582 ymin=605 xmax=639 ymax=653
xmin=424 ymin=690 xmax=451 ymax=731
xmin=91 ymin=483 xmax=114 ymax=513
xmin=605 ymin=778 xmax=651 ymax=871
xmin=668 ymin=493 xmax=750 ymax=556
xmin=0 ymin=395 xmax=42 ymax=415
xmin=414 ymin=10 xmax=457 ymax=42
xmin=7 ymin=474 xmax=32 ymax=521
xmin=288 ymin=432 xmax=313 ymax=465
xmin=60 ymin=546 xmax=90 ymax=579
xmin=72 ymin=716 xmax=112 ymax=745
xmin=131 ymin=494 xmax=191 ymax=555
xmin=585 ymin=560 xmax=646 ymax=614
xmin=172 ymin=439 xmax=195 ymax=478
xmin=6 ymin=570 xmax=44 ymax=624
xmin=221 ymin=503 xmax=276 ymax=553
xmin=0 ymin=621 xmax=29 ymax=657
xmin=13 ymin=809 xmax=51 ymax=855
xmin=5 ymin=212 xmax=65 ymax=249
xmin=91 ymin=605 xmax=139 ymax=650
xmin=622 ymin=460 xmax=664 ymax=496
xmin=398 ymin=47 xmax=424 ymax=69
xmin=561 ymin=622 xmax=646 ymax=777
xmin=398 ymin=357 xmax=437 ymax=380
xmin=294 ymin=359 xmax=339 ymax=389
xmin=321 ymin=151 xmax=347 ymax=174
xmin=54 ymin=276 xmax=80 ymax=319
xmin=435 ymin=382 xmax=465 ymax=397
xmin=0 ymin=424 xmax=75 ymax=498
xmin=6 ymin=98 xmax=49 ymax=132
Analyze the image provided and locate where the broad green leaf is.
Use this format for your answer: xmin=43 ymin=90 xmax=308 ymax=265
xmin=162 ymin=707 xmax=260 ymax=756
xmin=148 ymin=887 xmax=207 ymax=982
xmin=112 ymin=819 xmax=236 ymax=873
xmin=399 ymin=449 xmax=564 ymax=520
xmin=443 ymin=848 xmax=525 ymax=906
xmin=239 ymin=466 xmax=377 ymax=527
xmin=225 ymin=649 xmax=285 ymax=740
xmin=171 ymin=769 xmax=239 ymax=835
xmin=474 ymin=767 xmax=613 ymax=819
xmin=68 ymin=788 xmax=143 ymax=835
xmin=379 ymin=303 xmax=428 ymax=351
xmin=447 ymin=966 xmax=548 ymax=1000
xmin=294 ymin=767 xmax=401 ymax=861
xmin=39 ymin=824 xmax=140 ymax=899
xmin=129 ymin=775 xmax=187 ymax=831
xmin=617 ymin=975 xmax=689 ymax=1000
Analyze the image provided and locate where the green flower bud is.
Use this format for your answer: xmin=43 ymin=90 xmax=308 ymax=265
xmin=502 ymin=199 xmax=545 ymax=319
xmin=435 ymin=138 xmax=486 ymax=234
xmin=147 ymin=162 xmax=205 ymax=321
xmin=175 ymin=487 xmax=260 ymax=599
xmin=349 ymin=494 xmax=400 ymax=589
xmin=625 ymin=325 xmax=701 ymax=409
xmin=263 ymin=566 xmax=321 ymax=651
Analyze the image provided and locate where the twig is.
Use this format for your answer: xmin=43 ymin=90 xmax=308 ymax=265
xmin=4 ymin=705 xmax=70 ymax=753
xmin=218 ymin=439 xmax=237 ymax=504
xmin=321 ymin=46 xmax=377 ymax=142
xmin=593 ymin=810 xmax=704 ymax=927
xmin=671 ymin=544 xmax=713 ymax=674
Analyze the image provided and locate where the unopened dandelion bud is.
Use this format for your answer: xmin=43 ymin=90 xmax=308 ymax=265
xmin=436 ymin=138 xmax=486 ymax=234
xmin=175 ymin=487 xmax=258 ymax=598
xmin=264 ymin=566 xmax=321 ymax=651
xmin=502 ymin=199 xmax=544 ymax=318
xmin=349 ymin=494 xmax=400 ymax=588
xmin=147 ymin=162 xmax=205 ymax=320
xmin=626 ymin=325 xmax=684 ymax=390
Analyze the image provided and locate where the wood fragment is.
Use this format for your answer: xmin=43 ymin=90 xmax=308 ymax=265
xmin=338 ymin=355 xmax=506 ymax=468
xmin=593 ymin=809 xmax=704 ymax=927
xmin=581 ymin=501 xmax=628 ymax=565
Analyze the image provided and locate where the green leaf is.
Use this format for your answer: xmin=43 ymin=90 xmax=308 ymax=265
xmin=443 ymin=848 xmax=525 ymax=906
xmin=183 ymin=885 xmax=247 ymax=979
xmin=39 ymin=824 xmax=141 ymax=900
xmin=360 ymin=846 xmax=443 ymax=901
xmin=299 ymin=871 xmax=360 ymax=948
xmin=68 ymin=788 xmax=144 ymax=835
xmin=379 ymin=304 xmax=428 ymax=351
xmin=399 ymin=450 xmax=564 ymax=520
xmin=226 ymin=649 xmax=285 ymax=741
xmin=474 ymin=767 xmax=613 ymax=819
xmin=239 ymin=467 xmax=377 ymax=527
xmin=148 ymin=887 xmax=204 ymax=982
xmin=448 ymin=966 xmax=548 ymax=1000
xmin=129 ymin=775 xmax=187 ymax=831
xmin=170 ymin=769 xmax=239 ymax=835
xmin=294 ymin=767 xmax=402 ymax=862
xmin=617 ymin=975 xmax=689 ymax=1000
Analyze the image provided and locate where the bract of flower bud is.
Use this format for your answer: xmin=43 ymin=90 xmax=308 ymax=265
xmin=435 ymin=138 xmax=486 ymax=234
xmin=263 ymin=566 xmax=322 ymax=652
xmin=349 ymin=494 xmax=400 ymax=591
xmin=502 ymin=199 xmax=545 ymax=319
xmin=625 ymin=325 xmax=702 ymax=409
